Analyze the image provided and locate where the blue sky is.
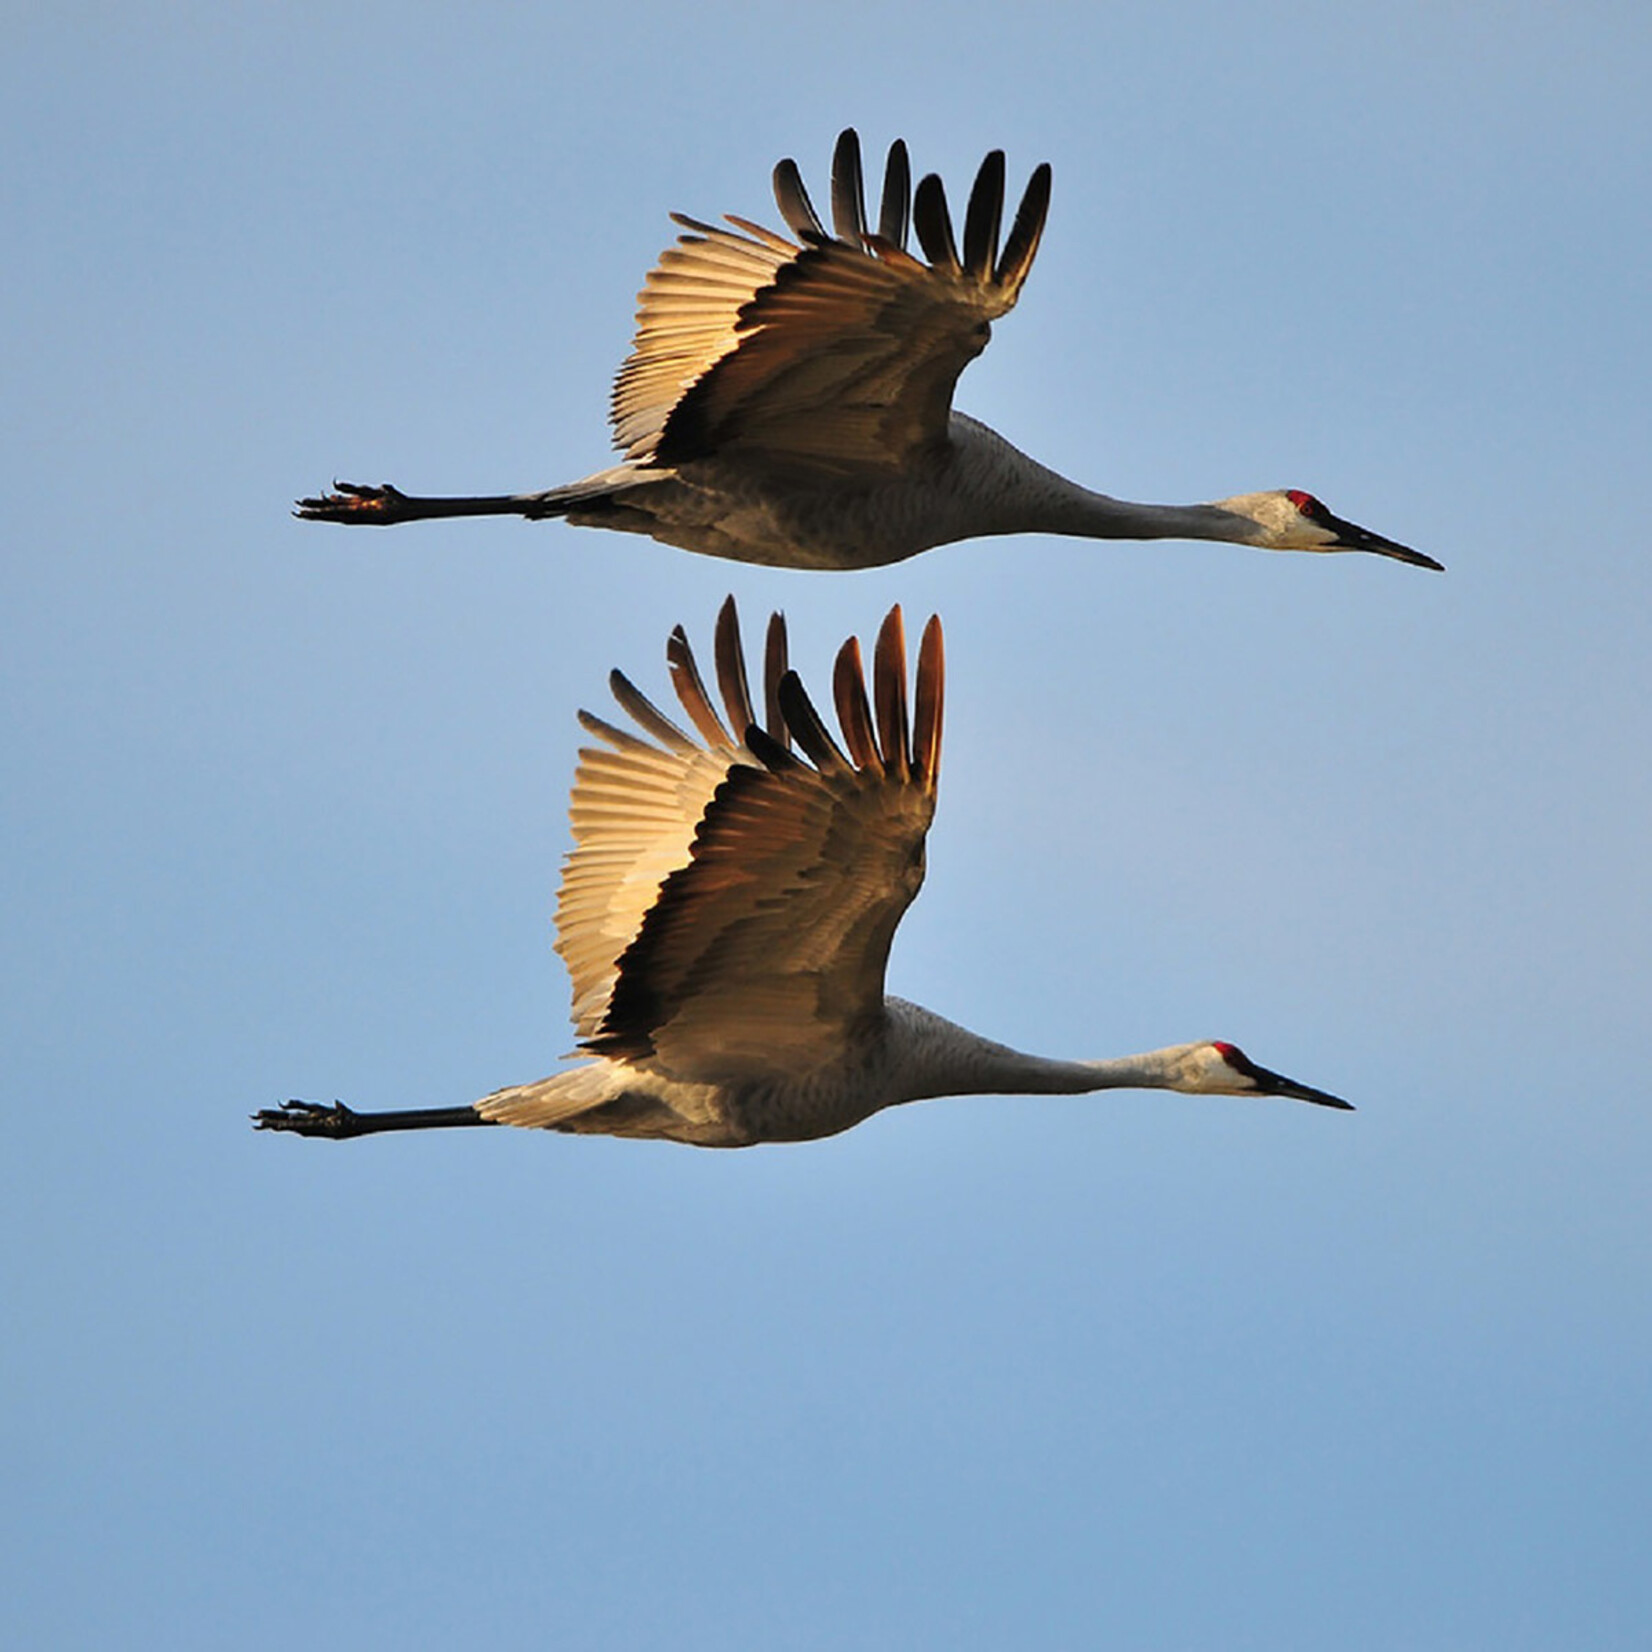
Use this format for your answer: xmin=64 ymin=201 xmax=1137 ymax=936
xmin=5 ymin=3 xmax=1650 ymax=1647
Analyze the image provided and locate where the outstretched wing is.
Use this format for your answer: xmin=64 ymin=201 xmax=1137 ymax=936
xmin=557 ymin=598 xmax=791 ymax=1039
xmin=574 ymin=603 xmax=946 ymax=1086
xmin=610 ymin=129 xmax=1051 ymax=476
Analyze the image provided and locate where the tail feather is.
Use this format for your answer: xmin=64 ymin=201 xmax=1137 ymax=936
xmin=476 ymin=1067 xmax=617 ymax=1131
xmin=523 ymin=472 xmax=639 ymax=518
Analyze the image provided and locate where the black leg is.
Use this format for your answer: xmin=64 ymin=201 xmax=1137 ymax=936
xmin=293 ymin=482 xmax=553 ymax=525
xmin=252 ymin=1100 xmax=499 ymax=1139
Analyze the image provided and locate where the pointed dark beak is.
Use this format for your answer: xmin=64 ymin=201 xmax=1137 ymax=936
xmin=1259 ymin=1068 xmax=1355 ymax=1111
xmin=1326 ymin=512 xmax=1444 ymax=571
xmin=1219 ymin=1044 xmax=1355 ymax=1109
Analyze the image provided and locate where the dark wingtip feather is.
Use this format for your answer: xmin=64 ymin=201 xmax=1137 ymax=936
xmin=779 ymin=669 xmax=852 ymax=776
xmin=872 ymin=606 xmax=911 ymax=781
xmin=773 ymin=156 xmax=825 ymax=240
xmin=667 ymin=623 xmax=731 ymax=748
xmin=912 ymin=615 xmax=945 ymax=791
xmin=962 ymin=150 xmax=1005 ymax=281
xmin=745 ymin=721 xmax=800 ymax=774
xmin=878 ymin=138 xmax=911 ymax=249
xmin=830 ymin=128 xmax=867 ymax=244
xmin=995 ymin=161 xmax=1051 ymax=293
xmin=913 ymin=174 xmax=960 ymax=275
xmin=610 ymin=668 xmax=697 ymax=755
xmin=713 ymin=596 xmax=754 ymax=739
xmin=832 ymin=635 xmax=882 ymax=773
xmin=763 ymin=612 xmax=790 ymax=749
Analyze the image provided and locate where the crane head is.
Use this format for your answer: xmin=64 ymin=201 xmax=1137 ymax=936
xmin=1214 ymin=490 xmax=1442 ymax=569
xmin=1172 ymin=1040 xmax=1353 ymax=1110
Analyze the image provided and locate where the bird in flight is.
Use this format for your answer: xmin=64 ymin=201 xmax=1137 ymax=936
xmin=256 ymin=599 xmax=1352 ymax=1148
xmin=297 ymin=129 xmax=1439 ymax=573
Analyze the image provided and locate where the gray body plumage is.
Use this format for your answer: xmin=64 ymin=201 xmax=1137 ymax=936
xmin=544 ymin=416 xmax=1256 ymax=571
xmin=298 ymin=132 xmax=1437 ymax=572
xmin=256 ymin=603 xmax=1353 ymax=1149
xmin=478 ymin=997 xmax=937 ymax=1146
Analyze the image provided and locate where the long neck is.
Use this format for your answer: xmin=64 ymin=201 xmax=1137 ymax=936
xmin=948 ymin=415 xmax=1256 ymax=545
xmin=886 ymin=1000 xmax=1193 ymax=1103
xmin=1022 ymin=486 xmax=1253 ymax=546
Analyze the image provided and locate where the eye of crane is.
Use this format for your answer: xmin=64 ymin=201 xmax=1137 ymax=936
xmin=1285 ymin=489 xmax=1323 ymax=518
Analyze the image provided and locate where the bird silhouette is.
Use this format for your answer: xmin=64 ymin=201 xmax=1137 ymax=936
xmin=297 ymin=129 xmax=1438 ymax=572
xmin=255 ymin=599 xmax=1351 ymax=1148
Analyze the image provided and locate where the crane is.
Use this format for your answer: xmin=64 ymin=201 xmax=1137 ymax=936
xmin=255 ymin=599 xmax=1352 ymax=1148
xmin=296 ymin=129 xmax=1439 ymax=573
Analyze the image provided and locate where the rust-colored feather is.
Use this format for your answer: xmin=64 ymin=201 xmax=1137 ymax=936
xmin=832 ymin=635 xmax=882 ymax=773
xmin=872 ymin=606 xmax=911 ymax=781
xmin=667 ymin=625 xmax=731 ymax=747
xmin=763 ymin=612 xmax=790 ymax=748
xmin=912 ymin=615 xmax=945 ymax=791
xmin=713 ymin=595 xmax=754 ymax=737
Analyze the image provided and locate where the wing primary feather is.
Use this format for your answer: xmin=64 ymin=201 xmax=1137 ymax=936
xmin=717 ymin=213 xmax=801 ymax=255
xmin=995 ymin=161 xmax=1052 ymax=293
xmin=778 ymin=670 xmax=853 ymax=776
xmin=878 ymin=139 xmax=911 ymax=249
xmin=831 ymin=635 xmax=882 ymax=773
xmin=713 ymin=596 xmax=755 ymax=737
xmin=576 ymin=706 xmax=662 ymax=756
xmin=963 ymin=150 xmax=1005 ymax=282
xmin=609 ymin=669 xmax=699 ymax=755
xmin=764 ymin=612 xmax=790 ymax=749
xmin=773 ymin=156 xmax=825 ymax=241
xmin=912 ymin=615 xmax=945 ymax=790
xmin=672 ymin=208 xmax=780 ymax=244
xmin=830 ymin=128 xmax=867 ymax=244
xmin=872 ymin=606 xmax=911 ymax=781
xmin=913 ymin=173 xmax=960 ymax=275
xmin=745 ymin=721 xmax=802 ymax=774
xmin=667 ymin=625 xmax=732 ymax=748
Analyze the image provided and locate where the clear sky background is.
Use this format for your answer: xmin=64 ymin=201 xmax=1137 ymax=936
xmin=5 ymin=3 xmax=1650 ymax=1647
